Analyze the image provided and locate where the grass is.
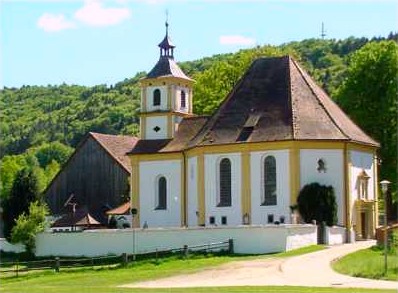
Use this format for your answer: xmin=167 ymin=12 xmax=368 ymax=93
xmin=0 ymin=245 xmax=394 ymax=293
xmin=332 ymin=245 xmax=398 ymax=281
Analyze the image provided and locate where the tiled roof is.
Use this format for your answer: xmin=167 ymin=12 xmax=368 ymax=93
xmin=90 ymin=132 xmax=139 ymax=173
xmin=189 ymin=56 xmax=379 ymax=147
xmin=145 ymin=57 xmax=193 ymax=80
xmin=106 ymin=201 xmax=131 ymax=215
xmin=129 ymin=116 xmax=209 ymax=155
xmin=52 ymin=209 xmax=101 ymax=227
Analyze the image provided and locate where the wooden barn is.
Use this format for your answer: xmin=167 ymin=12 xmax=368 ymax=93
xmin=45 ymin=132 xmax=138 ymax=224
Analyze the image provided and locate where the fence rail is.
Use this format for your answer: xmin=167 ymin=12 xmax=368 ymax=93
xmin=0 ymin=239 xmax=233 ymax=278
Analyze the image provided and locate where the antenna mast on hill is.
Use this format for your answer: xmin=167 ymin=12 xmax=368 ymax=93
xmin=321 ymin=22 xmax=327 ymax=39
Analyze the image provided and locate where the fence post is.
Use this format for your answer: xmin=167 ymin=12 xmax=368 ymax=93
xmin=15 ymin=260 xmax=19 ymax=278
xmin=183 ymin=245 xmax=189 ymax=259
xmin=54 ymin=257 xmax=60 ymax=272
xmin=228 ymin=239 xmax=234 ymax=254
xmin=155 ymin=249 xmax=159 ymax=264
xmin=122 ymin=253 xmax=128 ymax=267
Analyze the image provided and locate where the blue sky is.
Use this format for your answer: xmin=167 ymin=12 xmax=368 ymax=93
xmin=1 ymin=0 xmax=397 ymax=88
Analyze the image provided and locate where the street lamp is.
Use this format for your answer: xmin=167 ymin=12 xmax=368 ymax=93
xmin=131 ymin=208 xmax=138 ymax=261
xmin=380 ymin=180 xmax=390 ymax=275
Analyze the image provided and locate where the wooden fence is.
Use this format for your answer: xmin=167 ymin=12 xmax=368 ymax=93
xmin=0 ymin=239 xmax=233 ymax=278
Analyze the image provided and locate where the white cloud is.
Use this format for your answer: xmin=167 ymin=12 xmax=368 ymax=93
xmin=74 ymin=0 xmax=131 ymax=27
xmin=37 ymin=13 xmax=76 ymax=32
xmin=219 ymin=35 xmax=256 ymax=46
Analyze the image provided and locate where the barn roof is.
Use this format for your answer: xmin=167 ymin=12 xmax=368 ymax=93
xmin=52 ymin=208 xmax=101 ymax=227
xmin=189 ymin=56 xmax=379 ymax=147
xmin=90 ymin=132 xmax=139 ymax=173
xmin=106 ymin=201 xmax=131 ymax=215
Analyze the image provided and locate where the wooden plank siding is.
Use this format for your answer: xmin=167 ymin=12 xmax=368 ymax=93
xmin=45 ymin=136 xmax=130 ymax=224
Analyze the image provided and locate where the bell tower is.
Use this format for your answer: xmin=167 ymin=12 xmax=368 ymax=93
xmin=139 ymin=21 xmax=194 ymax=140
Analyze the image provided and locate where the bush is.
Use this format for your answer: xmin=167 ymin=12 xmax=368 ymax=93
xmin=297 ymin=182 xmax=337 ymax=226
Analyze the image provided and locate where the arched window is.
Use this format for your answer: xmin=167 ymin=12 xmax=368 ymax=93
xmin=262 ymin=156 xmax=277 ymax=206
xmin=156 ymin=176 xmax=167 ymax=210
xmin=180 ymin=90 xmax=186 ymax=109
xmin=153 ymin=89 xmax=161 ymax=106
xmin=218 ymin=158 xmax=232 ymax=207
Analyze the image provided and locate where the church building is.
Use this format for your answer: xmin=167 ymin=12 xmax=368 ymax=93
xmin=128 ymin=23 xmax=380 ymax=240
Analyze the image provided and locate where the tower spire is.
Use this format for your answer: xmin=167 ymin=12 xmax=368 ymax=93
xmin=158 ymin=12 xmax=175 ymax=59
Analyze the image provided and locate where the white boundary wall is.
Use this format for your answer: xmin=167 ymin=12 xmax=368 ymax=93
xmin=0 ymin=238 xmax=25 ymax=253
xmin=35 ymin=225 xmax=316 ymax=257
xmin=325 ymin=226 xmax=346 ymax=245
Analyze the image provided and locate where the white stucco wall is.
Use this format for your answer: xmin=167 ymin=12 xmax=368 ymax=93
xmin=35 ymin=225 xmax=317 ymax=256
xmin=349 ymin=150 xmax=375 ymax=203
xmin=187 ymin=156 xmax=198 ymax=227
xmin=325 ymin=226 xmax=346 ymax=245
xmin=139 ymin=160 xmax=181 ymax=228
xmin=0 ymin=238 xmax=25 ymax=253
xmin=204 ymin=153 xmax=242 ymax=226
xmin=250 ymin=150 xmax=290 ymax=224
xmin=145 ymin=116 xmax=168 ymax=139
xmin=145 ymin=86 xmax=168 ymax=111
xmin=300 ymin=149 xmax=344 ymax=225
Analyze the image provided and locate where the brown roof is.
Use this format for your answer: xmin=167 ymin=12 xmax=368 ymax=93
xmin=144 ymin=57 xmax=193 ymax=80
xmin=52 ymin=209 xmax=101 ymax=227
xmin=129 ymin=116 xmax=209 ymax=155
xmin=90 ymin=132 xmax=139 ymax=173
xmin=106 ymin=201 xmax=131 ymax=215
xmin=189 ymin=56 xmax=379 ymax=147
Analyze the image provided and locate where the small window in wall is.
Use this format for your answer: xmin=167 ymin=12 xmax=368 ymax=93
xmin=267 ymin=214 xmax=274 ymax=224
xmin=153 ymin=89 xmax=161 ymax=106
xmin=209 ymin=216 xmax=215 ymax=225
xmin=180 ymin=90 xmax=186 ymax=109
xmin=156 ymin=176 xmax=167 ymax=210
xmin=221 ymin=216 xmax=227 ymax=225
xmin=262 ymin=156 xmax=277 ymax=206
xmin=357 ymin=170 xmax=370 ymax=200
xmin=317 ymin=158 xmax=327 ymax=173
xmin=279 ymin=216 xmax=285 ymax=224
xmin=218 ymin=158 xmax=232 ymax=207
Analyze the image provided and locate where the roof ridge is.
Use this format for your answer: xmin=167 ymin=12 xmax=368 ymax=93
xmin=290 ymin=58 xmax=351 ymax=141
xmin=189 ymin=59 xmax=261 ymax=146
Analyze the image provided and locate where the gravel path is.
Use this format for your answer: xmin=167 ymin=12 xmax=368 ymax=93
xmin=120 ymin=240 xmax=398 ymax=289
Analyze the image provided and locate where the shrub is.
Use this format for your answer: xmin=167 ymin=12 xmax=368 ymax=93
xmin=297 ymin=182 xmax=337 ymax=226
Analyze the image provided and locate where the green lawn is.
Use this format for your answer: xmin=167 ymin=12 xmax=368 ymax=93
xmin=332 ymin=246 xmax=398 ymax=281
xmin=0 ymin=245 xmax=394 ymax=293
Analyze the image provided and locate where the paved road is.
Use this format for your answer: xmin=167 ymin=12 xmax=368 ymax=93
xmin=121 ymin=240 xmax=398 ymax=289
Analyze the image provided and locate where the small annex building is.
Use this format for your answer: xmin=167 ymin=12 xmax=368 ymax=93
xmin=45 ymin=132 xmax=138 ymax=224
xmin=128 ymin=24 xmax=380 ymax=240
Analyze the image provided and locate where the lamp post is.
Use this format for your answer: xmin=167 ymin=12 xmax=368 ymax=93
xmin=131 ymin=208 xmax=138 ymax=261
xmin=380 ymin=180 xmax=390 ymax=275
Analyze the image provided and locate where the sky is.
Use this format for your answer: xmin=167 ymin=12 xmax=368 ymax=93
xmin=1 ymin=0 xmax=397 ymax=88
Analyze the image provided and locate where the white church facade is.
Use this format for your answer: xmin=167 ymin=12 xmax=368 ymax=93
xmin=128 ymin=24 xmax=380 ymax=240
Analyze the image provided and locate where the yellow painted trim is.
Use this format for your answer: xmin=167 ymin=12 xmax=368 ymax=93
xmin=140 ymin=77 xmax=194 ymax=87
xmin=140 ymin=117 xmax=146 ymax=139
xmin=197 ymin=154 xmax=205 ymax=225
xmin=139 ymin=111 xmax=193 ymax=118
xmin=130 ymin=152 xmax=183 ymax=161
xmin=289 ymin=145 xmax=300 ymax=207
xmin=141 ymin=87 xmax=147 ymax=113
xmin=186 ymin=140 xmax=347 ymax=156
xmin=347 ymin=142 xmax=378 ymax=153
xmin=344 ymin=143 xmax=351 ymax=231
xmin=180 ymin=157 xmax=185 ymax=227
xmin=373 ymin=154 xmax=379 ymax=227
xmin=167 ymin=115 xmax=173 ymax=138
xmin=241 ymin=150 xmax=251 ymax=223
xmin=130 ymin=157 xmax=140 ymax=228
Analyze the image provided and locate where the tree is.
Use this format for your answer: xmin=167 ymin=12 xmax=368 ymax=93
xmin=11 ymin=201 xmax=49 ymax=254
xmin=2 ymin=167 xmax=42 ymax=239
xmin=297 ymin=183 xmax=337 ymax=226
xmin=33 ymin=142 xmax=73 ymax=168
xmin=336 ymin=41 xmax=398 ymax=200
